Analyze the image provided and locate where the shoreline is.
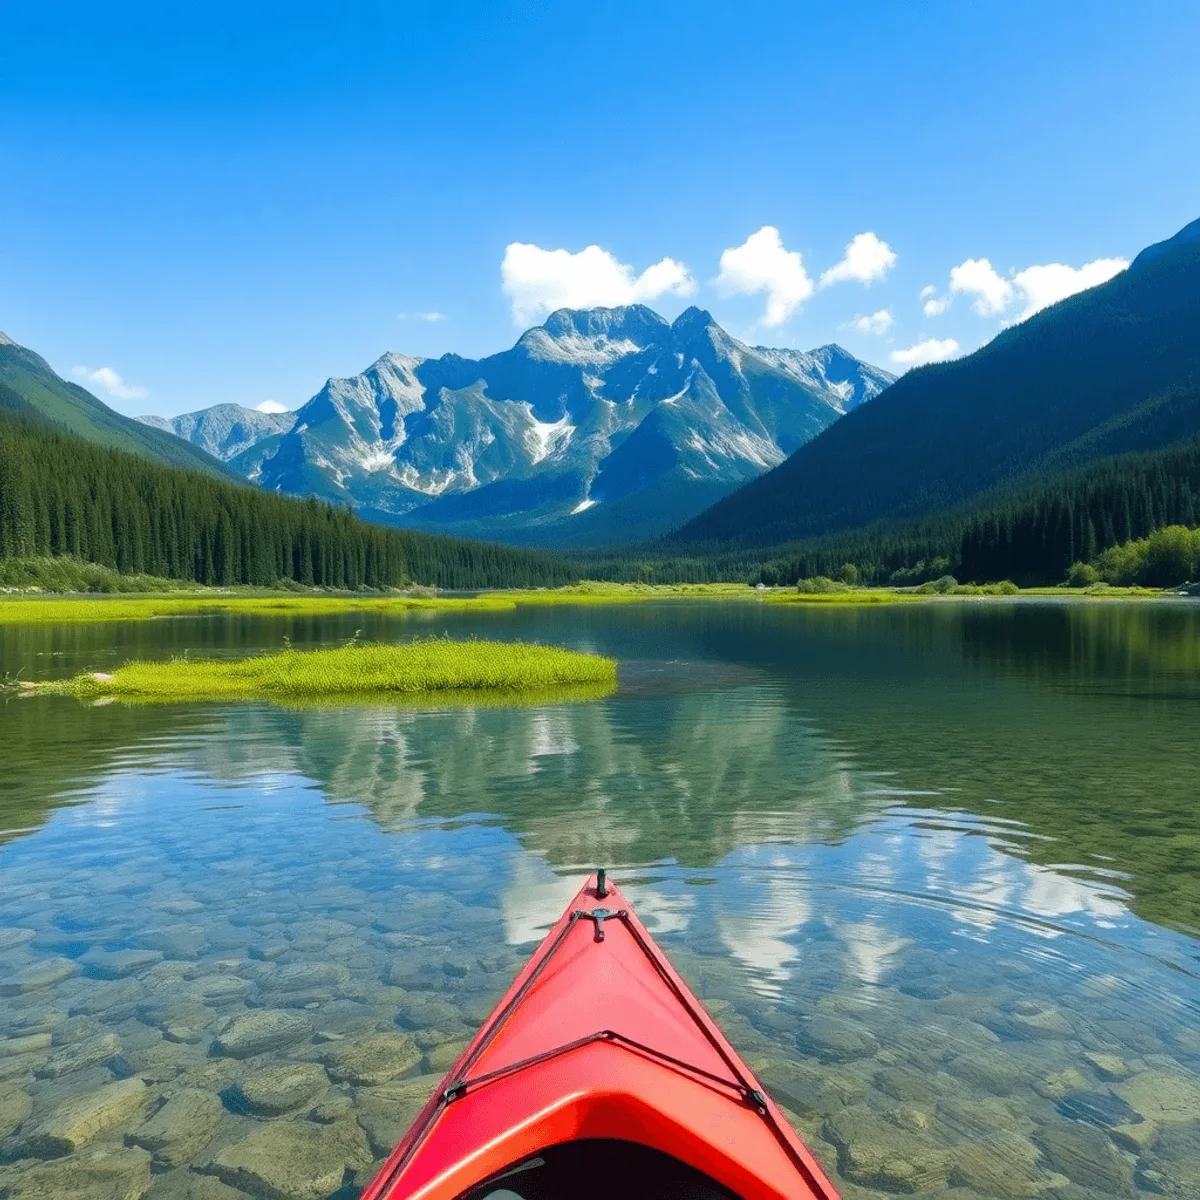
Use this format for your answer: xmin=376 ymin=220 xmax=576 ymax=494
xmin=0 ymin=581 xmax=1189 ymax=624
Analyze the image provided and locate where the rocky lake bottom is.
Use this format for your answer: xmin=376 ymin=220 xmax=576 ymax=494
xmin=1 ymin=600 xmax=1198 ymax=1199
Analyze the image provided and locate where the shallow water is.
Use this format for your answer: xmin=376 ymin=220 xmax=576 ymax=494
xmin=1 ymin=600 xmax=1198 ymax=1199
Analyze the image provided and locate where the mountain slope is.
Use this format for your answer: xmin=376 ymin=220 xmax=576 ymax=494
xmin=138 ymin=403 xmax=296 ymax=467
xmin=155 ymin=306 xmax=891 ymax=547
xmin=0 ymin=332 xmax=239 ymax=480
xmin=674 ymin=217 xmax=1200 ymax=547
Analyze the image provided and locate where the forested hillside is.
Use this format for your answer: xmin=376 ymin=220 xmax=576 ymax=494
xmin=674 ymin=217 xmax=1200 ymax=548
xmin=0 ymin=414 xmax=576 ymax=590
xmin=578 ymin=441 xmax=1200 ymax=586
xmin=0 ymin=333 xmax=240 ymax=480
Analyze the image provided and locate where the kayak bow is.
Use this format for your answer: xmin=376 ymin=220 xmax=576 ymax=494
xmin=362 ymin=872 xmax=840 ymax=1200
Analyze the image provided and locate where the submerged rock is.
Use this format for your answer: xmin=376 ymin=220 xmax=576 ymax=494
xmin=211 ymin=1011 xmax=312 ymax=1059
xmin=322 ymin=1033 xmax=420 ymax=1086
xmin=795 ymin=1016 xmax=879 ymax=1064
xmin=354 ymin=1075 xmax=441 ymax=1157
xmin=198 ymin=1117 xmax=372 ymax=1200
xmin=128 ymin=1087 xmax=224 ymax=1168
xmin=0 ymin=1084 xmax=33 ymax=1139
xmin=1033 ymin=1121 xmax=1134 ymax=1195
xmin=0 ymin=1145 xmax=152 ymax=1200
xmin=144 ymin=1170 xmax=251 ymax=1199
xmin=35 ymin=1031 xmax=121 ymax=1078
xmin=822 ymin=1104 xmax=951 ymax=1193
xmin=1115 ymin=1069 xmax=1200 ymax=1124
xmin=948 ymin=1130 xmax=1045 ymax=1198
xmin=81 ymin=949 xmax=164 ymax=979
xmin=22 ymin=1077 xmax=149 ymax=1157
xmin=230 ymin=1063 xmax=328 ymax=1116
xmin=0 ymin=959 xmax=76 ymax=996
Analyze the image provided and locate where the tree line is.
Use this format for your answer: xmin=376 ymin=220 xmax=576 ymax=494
xmin=0 ymin=414 xmax=576 ymax=590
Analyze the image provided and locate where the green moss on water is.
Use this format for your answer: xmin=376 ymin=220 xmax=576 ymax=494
xmin=32 ymin=639 xmax=617 ymax=704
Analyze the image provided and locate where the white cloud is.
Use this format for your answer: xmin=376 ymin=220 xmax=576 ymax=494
xmin=255 ymin=400 xmax=289 ymax=414
xmin=819 ymin=231 xmax=896 ymax=288
xmin=713 ymin=226 xmax=813 ymax=327
xmin=71 ymin=365 xmax=148 ymax=401
xmin=920 ymin=284 xmax=950 ymax=316
xmin=941 ymin=254 xmax=1129 ymax=323
xmin=889 ymin=337 xmax=960 ymax=368
xmin=501 ymin=242 xmax=695 ymax=326
xmin=397 ymin=311 xmax=446 ymax=322
xmin=850 ymin=308 xmax=893 ymax=336
xmin=949 ymin=258 xmax=1013 ymax=317
xmin=1011 ymin=258 xmax=1128 ymax=320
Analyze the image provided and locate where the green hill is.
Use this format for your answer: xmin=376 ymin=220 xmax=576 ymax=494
xmin=673 ymin=217 xmax=1200 ymax=548
xmin=0 ymin=332 xmax=239 ymax=480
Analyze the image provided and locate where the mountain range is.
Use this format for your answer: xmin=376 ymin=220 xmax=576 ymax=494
xmin=675 ymin=217 xmax=1200 ymax=549
xmin=138 ymin=306 xmax=892 ymax=546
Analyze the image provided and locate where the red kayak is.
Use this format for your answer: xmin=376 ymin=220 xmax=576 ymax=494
xmin=361 ymin=872 xmax=840 ymax=1200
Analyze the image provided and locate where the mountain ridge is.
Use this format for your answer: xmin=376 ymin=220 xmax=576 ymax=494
xmin=142 ymin=305 xmax=893 ymax=546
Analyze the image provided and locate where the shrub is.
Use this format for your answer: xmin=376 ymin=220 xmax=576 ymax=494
xmin=795 ymin=576 xmax=841 ymax=594
xmin=917 ymin=574 xmax=960 ymax=594
xmin=1067 ymin=562 xmax=1099 ymax=588
xmin=838 ymin=563 xmax=860 ymax=587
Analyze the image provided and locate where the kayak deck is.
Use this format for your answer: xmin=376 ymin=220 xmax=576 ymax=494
xmin=361 ymin=874 xmax=839 ymax=1200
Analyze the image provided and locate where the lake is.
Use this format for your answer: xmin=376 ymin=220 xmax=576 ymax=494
xmin=1 ymin=599 xmax=1198 ymax=1199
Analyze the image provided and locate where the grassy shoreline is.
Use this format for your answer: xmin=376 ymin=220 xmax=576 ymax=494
xmin=24 ymin=639 xmax=617 ymax=704
xmin=0 ymin=580 xmax=1185 ymax=623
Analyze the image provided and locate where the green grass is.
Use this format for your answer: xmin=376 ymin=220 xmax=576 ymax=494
xmin=28 ymin=638 xmax=617 ymax=705
xmin=0 ymin=593 xmax=519 ymax=624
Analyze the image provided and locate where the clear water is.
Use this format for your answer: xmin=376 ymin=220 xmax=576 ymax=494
xmin=1 ymin=600 xmax=1198 ymax=1199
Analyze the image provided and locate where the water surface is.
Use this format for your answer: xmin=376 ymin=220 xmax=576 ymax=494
xmin=1 ymin=600 xmax=1198 ymax=1199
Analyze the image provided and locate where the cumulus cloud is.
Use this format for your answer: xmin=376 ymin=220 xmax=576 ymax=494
xmin=397 ymin=311 xmax=446 ymax=322
xmin=819 ymin=232 xmax=897 ymax=288
xmin=71 ymin=365 xmax=148 ymax=401
xmin=713 ymin=226 xmax=813 ymax=327
xmin=920 ymin=284 xmax=950 ymax=317
xmin=501 ymin=242 xmax=695 ymax=326
xmin=940 ymin=254 xmax=1128 ymax=322
xmin=255 ymin=400 xmax=290 ymax=414
xmin=889 ymin=337 xmax=959 ymax=368
xmin=850 ymin=308 xmax=893 ymax=336
xmin=1011 ymin=258 xmax=1127 ymax=320
xmin=949 ymin=258 xmax=1013 ymax=317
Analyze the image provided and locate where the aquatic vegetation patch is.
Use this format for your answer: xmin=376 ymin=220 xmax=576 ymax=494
xmin=28 ymin=639 xmax=617 ymax=703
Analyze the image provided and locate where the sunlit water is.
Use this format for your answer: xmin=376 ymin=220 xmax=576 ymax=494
xmin=1 ymin=600 xmax=1198 ymax=1199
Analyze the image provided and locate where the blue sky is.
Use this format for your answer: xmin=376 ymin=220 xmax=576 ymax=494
xmin=1 ymin=0 xmax=1198 ymax=416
